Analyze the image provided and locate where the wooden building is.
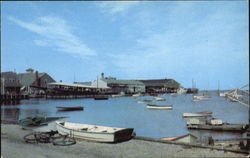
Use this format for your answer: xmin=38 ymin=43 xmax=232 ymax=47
xmin=139 ymin=79 xmax=181 ymax=93
xmin=1 ymin=72 xmax=22 ymax=95
xmin=17 ymin=68 xmax=55 ymax=95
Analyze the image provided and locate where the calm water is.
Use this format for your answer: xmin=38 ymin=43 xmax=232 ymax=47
xmin=1 ymin=91 xmax=249 ymax=140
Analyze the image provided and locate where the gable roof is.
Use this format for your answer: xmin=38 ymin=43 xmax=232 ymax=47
xmin=17 ymin=72 xmax=46 ymax=86
xmin=139 ymin=79 xmax=181 ymax=88
xmin=102 ymin=78 xmax=144 ymax=85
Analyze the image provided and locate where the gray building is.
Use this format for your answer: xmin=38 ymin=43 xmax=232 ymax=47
xmin=1 ymin=72 xmax=22 ymax=95
xmin=139 ymin=79 xmax=181 ymax=93
xmin=17 ymin=68 xmax=55 ymax=94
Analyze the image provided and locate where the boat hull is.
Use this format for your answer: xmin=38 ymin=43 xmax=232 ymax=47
xmin=19 ymin=117 xmax=68 ymax=132
xmin=183 ymin=112 xmax=212 ymax=118
xmin=187 ymin=124 xmax=248 ymax=132
xmin=56 ymin=106 xmax=84 ymax=111
xmin=56 ymin=122 xmax=134 ymax=143
xmin=146 ymin=105 xmax=173 ymax=110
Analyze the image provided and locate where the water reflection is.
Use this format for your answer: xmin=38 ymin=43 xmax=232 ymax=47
xmin=1 ymin=108 xmax=20 ymax=122
xmin=1 ymin=100 xmax=20 ymax=105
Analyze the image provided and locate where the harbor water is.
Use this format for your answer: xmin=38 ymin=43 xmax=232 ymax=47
xmin=1 ymin=91 xmax=249 ymax=140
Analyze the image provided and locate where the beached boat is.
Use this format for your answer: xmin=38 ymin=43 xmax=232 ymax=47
xmin=56 ymin=106 xmax=84 ymax=111
xmin=94 ymin=96 xmax=109 ymax=100
xmin=146 ymin=104 xmax=173 ymax=110
xmin=56 ymin=121 xmax=134 ymax=143
xmin=183 ymin=111 xmax=212 ymax=118
xmin=154 ymin=97 xmax=166 ymax=101
xmin=19 ymin=117 xmax=68 ymax=132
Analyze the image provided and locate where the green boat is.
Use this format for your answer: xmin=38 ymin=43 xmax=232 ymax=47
xmin=19 ymin=117 xmax=68 ymax=132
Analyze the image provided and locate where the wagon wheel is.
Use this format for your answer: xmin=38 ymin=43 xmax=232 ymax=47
xmin=52 ymin=135 xmax=76 ymax=146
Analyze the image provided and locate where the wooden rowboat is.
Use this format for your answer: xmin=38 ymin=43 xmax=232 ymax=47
xmin=94 ymin=96 xmax=109 ymax=100
xmin=56 ymin=106 xmax=84 ymax=111
xmin=146 ymin=104 xmax=173 ymax=110
xmin=56 ymin=121 xmax=134 ymax=143
xmin=182 ymin=111 xmax=212 ymax=117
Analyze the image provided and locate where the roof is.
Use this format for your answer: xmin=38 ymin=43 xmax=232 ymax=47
xmin=74 ymin=82 xmax=92 ymax=86
xmin=139 ymin=79 xmax=180 ymax=88
xmin=48 ymin=82 xmax=97 ymax=89
xmin=102 ymin=78 xmax=144 ymax=85
xmin=1 ymin=72 xmax=22 ymax=87
xmin=17 ymin=72 xmax=46 ymax=86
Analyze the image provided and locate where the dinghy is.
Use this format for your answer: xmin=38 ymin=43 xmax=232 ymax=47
xmin=56 ymin=106 xmax=84 ymax=111
xmin=56 ymin=121 xmax=134 ymax=143
xmin=146 ymin=104 xmax=173 ymax=110
xmin=19 ymin=117 xmax=68 ymax=132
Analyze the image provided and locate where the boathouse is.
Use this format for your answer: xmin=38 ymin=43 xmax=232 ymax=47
xmin=95 ymin=73 xmax=145 ymax=94
xmin=139 ymin=79 xmax=181 ymax=93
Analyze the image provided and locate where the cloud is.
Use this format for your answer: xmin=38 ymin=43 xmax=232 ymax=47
xmin=97 ymin=1 xmax=139 ymax=15
xmin=109 ymin=2 xmax=248 ymax=81
xmin=8 ymin=16 xmax=96 ymax=57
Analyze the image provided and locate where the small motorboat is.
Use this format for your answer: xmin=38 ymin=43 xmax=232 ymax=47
xmin=56 ymin=121 xmax=134 ymax=143
xmin=182 ymin=111 xmax=212 ymax=117
xmin=56 ymin=106 xmax=84 ymax=111
xmin=146 ymin=104 xmax=173 ymax=110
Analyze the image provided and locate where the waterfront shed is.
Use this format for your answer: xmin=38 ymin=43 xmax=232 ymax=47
xmin=139 ymin=79 xmax=181 ymax=93
xmin=1 ymin=72 xmax=22 ymax=95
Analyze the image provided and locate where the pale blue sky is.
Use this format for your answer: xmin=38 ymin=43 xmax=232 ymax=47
xmin=1 ymin=1 xmax=249 ymax=90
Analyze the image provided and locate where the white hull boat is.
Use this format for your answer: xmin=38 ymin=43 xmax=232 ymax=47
xmin=146 ymin=104 xmax=173 ymax=110
xmin=56 ymin=121 xmax=134 ymax=143
xmin=154 ymin=97 xmax=166 ymax=101
xmin=183 ymin=111 xmax=212 ymax=118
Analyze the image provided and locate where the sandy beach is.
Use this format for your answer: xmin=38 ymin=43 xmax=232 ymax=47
xmin=1 ymin=123 xmax=248 ymax=158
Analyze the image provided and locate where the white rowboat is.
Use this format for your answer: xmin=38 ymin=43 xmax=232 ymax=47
xmin=146 ymin=104 xmax=173 ymax=110
xmin=56 ymin=121 xmax=134 ymax=143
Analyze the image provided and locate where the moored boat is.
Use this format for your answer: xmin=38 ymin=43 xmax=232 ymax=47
xmin=56 ymin=121 xmax=134 ymax=143
xmin=154 ymin=97 xmax=166 ymax=101
xmin=146 ymin=104 xmax=173 ymax=110
xmin=186 ymin=118 xmax=249 ymax=132
xmin=56 ymin=106 xmax=84 ymax=111
xmin=94 ymin=95 xmax=109 ymax=100
xmin=183 ymin=111 xmax=212 ymax=118
xmin=192 ymin=95 xmax=212 ymax=101
xmin=19 ymin=117 xmax=68 ymax=132
xmin=132 ymin=93 xmax=142 ymax=98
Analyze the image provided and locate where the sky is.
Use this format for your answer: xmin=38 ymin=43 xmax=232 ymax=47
xmin=1 ymin=1 xmax=249 ymax=90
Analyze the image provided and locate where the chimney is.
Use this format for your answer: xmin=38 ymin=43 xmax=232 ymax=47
xmin=101 ymin=73 xmax=104 ymax=79
xmin=35 ymin=71 xmax=40 ymax=87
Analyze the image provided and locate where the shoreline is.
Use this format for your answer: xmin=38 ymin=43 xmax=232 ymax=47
xmin=1 ymin=123 xmax=248 ymax=158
